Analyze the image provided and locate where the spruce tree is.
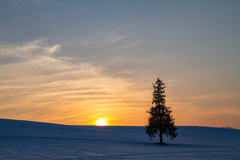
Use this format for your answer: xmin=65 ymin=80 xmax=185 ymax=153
xmin=145 ymin=78 xmax=178 ymax=144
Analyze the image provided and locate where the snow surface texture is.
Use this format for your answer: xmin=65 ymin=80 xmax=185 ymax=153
xmin=0 ymin=119 xmax=239 ymax=160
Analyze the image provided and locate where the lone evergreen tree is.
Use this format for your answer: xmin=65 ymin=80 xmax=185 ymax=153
xmin=145 ymin=78 xmax=178 ymax=144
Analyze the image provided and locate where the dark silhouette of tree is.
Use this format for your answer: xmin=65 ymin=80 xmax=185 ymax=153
xmin=145 ymin=78 xmax=178 ymax=144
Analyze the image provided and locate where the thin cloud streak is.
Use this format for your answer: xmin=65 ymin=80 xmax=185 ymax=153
xmin=109 ymin=34 xmax=130 ymax=43
xmin=118 ymin=40 xmax=145 ymax=49
xmin=95 ymin=27 xmax=132 ymax=44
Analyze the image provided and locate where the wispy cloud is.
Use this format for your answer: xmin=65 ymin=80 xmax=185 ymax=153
xmin=0 ymin=39 xmax=61 ymax=65
xmin=61 ymin=28 xmax=131 ymax=49
xmin=96 ymin=27 xmax=131 ymax=44
xmin=118 ymin=40 xmax=145 ymax=49
xmin=109 ymin=34 xmax=130 ymax=43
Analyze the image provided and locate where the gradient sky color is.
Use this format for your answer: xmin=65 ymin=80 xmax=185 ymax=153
xmin=0 ymin=0 xmax=239 ymax=128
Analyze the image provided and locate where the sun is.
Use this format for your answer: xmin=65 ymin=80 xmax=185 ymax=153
xmin=95 ymin=118 xmax=108 ymax=126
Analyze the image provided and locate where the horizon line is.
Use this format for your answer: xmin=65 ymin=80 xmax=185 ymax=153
xmin=1 ymin=118 xmax=238 ymax=130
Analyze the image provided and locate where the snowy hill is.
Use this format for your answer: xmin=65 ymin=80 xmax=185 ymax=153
xmin=0 ymin=119 xmax=239 ymax=160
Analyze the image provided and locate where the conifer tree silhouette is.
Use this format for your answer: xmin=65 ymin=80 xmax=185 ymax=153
xmin=146 ymin=78 xmax=178 ymax=144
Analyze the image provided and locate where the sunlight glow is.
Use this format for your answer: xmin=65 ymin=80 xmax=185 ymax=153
xmin=95 ymin=118 xmax=108 ymax=126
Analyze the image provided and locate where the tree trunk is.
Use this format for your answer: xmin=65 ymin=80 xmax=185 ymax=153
xmin=159 ymin=132 xmax=163 ymax=144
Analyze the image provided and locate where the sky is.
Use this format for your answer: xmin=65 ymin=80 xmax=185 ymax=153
xmin=0 ymin=0 xmax=239 ymax=128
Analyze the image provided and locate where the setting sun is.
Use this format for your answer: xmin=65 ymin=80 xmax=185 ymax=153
xmin=95 ymin=118 xmax=108 ymax=126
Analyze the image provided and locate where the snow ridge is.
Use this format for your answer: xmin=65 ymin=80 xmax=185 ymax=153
xmin=0 ymin=119 xmax=239 ymax=160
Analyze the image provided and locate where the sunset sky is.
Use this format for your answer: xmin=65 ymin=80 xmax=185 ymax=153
xmin=0 ymin=0 xmax=239 ymax=128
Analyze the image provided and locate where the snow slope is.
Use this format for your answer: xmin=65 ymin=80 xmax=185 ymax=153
xmin=0 ymin=119 xmax=239 ymax=160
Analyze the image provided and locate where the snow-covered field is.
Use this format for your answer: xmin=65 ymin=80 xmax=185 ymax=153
xmin=0 ymin=119 xmax=239 ymax=160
